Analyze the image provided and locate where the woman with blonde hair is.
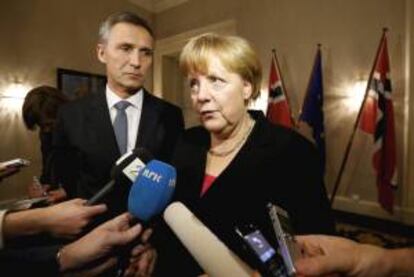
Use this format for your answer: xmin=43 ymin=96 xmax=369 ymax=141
xmin=156 ymin=33 xmax=334 ymax=276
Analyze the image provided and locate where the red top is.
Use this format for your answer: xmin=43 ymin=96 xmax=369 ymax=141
xmin=200 ymin=174 xmax=216 ymax=197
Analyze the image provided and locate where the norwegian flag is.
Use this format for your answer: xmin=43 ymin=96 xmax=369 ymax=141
xmin=359 ymin=31 xmax=398 ymax=213
xmin=266 ymin=50 xmax=294 ymax=128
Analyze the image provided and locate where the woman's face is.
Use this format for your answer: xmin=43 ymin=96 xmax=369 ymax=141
xmin=187 ymin=56 xmax=252 ymax=135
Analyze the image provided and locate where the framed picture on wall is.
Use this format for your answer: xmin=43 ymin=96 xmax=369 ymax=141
xmin=57 ymin=68 xmax=106 ymax=100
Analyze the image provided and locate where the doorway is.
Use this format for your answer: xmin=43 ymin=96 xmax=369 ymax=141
xmin=154 ymin=20 xmax=236 ymax=128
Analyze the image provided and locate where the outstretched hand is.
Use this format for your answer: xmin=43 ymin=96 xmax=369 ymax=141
xmin=59 ymin=212 xmax=143 ymax=273
xmin=41 ymin=198 xmax=107 ymax=238
xmin=295 ymin=235 xmax=390 ymax=277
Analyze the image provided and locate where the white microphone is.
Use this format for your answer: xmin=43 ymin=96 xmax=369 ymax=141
xmin=163 ymin=202 xmax=254 ymax=277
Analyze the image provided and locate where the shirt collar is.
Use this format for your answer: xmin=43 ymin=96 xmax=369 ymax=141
xmin=106 ymin=85 xmax=143 ymax=110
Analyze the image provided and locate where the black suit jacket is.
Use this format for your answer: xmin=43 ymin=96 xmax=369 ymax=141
xmin=155 ymin=111 xmax=334 ymax=276
xmin=53 ymin=89 xmax=184 ymax=215
xmin=0 ymin=244 xmax=60 ymax=276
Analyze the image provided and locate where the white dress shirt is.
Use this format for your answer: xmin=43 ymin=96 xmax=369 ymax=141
xmin=106 ymin=86 xmax=143 ymax=153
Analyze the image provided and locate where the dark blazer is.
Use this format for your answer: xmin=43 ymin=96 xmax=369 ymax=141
xmin=0 ymin=244 xmax=60 ymax=276
xmin=53 ymin=89 xmax=184 ymax=215
xmin=156 ymin=111 xmax=334 ymax=276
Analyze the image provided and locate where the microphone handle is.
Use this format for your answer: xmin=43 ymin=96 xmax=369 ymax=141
xmin=86 ymin=179 xmax=115 ymax=205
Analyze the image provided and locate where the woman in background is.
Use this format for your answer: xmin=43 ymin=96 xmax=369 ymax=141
xmin=155 ymin=33 xmax=335 ymax=276
xmin=22 ymin=86 xmax=68 ymax=202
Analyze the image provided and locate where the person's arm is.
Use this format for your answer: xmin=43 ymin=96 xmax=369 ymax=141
xmin=0 ymin=213 xmax=142 ymax=276
xmin=295 ymin=235 xmax=414 ymax=277
xmin=384 ymin=248 xmax=414 ymax=276
xmin=0 ymin=210 xmax=8 ymax=249
xmin=3 ymin=198 xmax=107 ymax=240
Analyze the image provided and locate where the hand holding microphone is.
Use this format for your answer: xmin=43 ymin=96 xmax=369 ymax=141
xmin=57 ymin=212 xmax=143 ymax=274
xmin=2 ymin=199 xmax=107 ymax=241
xmin=119 ymin=159 xmax=176 ymax=276
xmin=39 ymin=198 xmax=107 ymax=239
xmin=84 ymin=149 xmax=177 ymax=275
xmin=85 ymin=148 xmax=172 ymax=275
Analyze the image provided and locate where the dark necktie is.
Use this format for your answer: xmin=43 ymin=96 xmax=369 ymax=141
xmin=113 ymin=101 xmax=130 ymax=155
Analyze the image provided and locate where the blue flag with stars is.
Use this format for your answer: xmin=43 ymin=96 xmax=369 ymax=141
xmin=299 ymin=47 xmax=325 ymax=176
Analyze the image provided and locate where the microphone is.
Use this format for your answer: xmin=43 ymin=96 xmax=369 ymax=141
xmin=163 ymin=202 xmax=254 ymax=277
xmin=86 ymin=148 xmax=153 ymax=205
xmin=128 ymin=160 xmax=176 ymax=222
xmin=116 ymin=160 xmax=176 ymax=276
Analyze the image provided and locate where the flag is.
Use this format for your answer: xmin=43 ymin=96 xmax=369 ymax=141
xmin=359 ymin=31 xmax=397 ymax=212
xmin=266 ymin=50 xmax=294 ymax=128
xmin=298 ymin=46 xmax=325 ymax=176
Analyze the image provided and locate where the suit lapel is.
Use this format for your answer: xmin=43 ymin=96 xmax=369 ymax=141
xmin=136 ymin=90 xmax=160 ymax=148
xmin=87 ymin=91 xmax=120 ymax=158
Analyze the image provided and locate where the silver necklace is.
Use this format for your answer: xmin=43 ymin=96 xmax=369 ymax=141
xmin=208 ymin=120 xmax=255 ymax=157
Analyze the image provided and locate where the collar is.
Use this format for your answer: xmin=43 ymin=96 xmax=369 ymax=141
xmin=106 ymin=85 xmax=143 ymax=110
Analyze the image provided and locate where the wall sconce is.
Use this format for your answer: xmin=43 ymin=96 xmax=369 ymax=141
xmin=343 ymin=79 xmax=366 ymax=113
xmin=0 ymin=81 xmax=31 ymax=113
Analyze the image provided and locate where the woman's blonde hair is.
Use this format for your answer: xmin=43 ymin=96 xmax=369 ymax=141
xmin=179 ymin=33 xmax=262 ymax=100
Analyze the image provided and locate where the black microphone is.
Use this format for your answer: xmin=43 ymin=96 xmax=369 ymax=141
xmin=86 ymin=148 xmax=153 ymax=205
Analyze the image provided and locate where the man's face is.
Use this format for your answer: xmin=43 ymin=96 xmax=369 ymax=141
xmin=97 ymin=22 xmax=153 ymax=97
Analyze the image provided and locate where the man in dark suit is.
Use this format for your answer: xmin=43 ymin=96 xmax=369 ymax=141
xmin=53 ymin=12 xmax=184 ymax=214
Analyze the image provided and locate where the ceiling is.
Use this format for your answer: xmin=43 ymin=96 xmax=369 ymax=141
xmin=128 ymin=0 xmax=190 ymax=13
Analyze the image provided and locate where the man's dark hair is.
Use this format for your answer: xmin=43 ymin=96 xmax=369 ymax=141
xmin=99 ymin=11 xmax=153 ymax=43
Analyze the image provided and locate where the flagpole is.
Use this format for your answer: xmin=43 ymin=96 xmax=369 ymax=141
xmin=330 ymin=28 xmax=388 ymax=206
xmin=272 ymin=48 xmax=296 ymax=125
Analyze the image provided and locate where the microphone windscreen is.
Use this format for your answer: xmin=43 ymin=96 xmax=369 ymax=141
xmin=111 ymin=148 xmax=154 ymax=183
xmin=163 ymin=202 xmax=253 ymax=277
xmin=128 ymin=160 xmax=176 ymax=221
xmin=86 ymin=149 xmax=154 ymax=206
